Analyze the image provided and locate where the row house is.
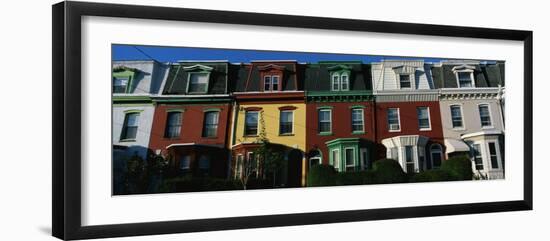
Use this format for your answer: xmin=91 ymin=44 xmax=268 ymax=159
xmin=148 ymin=61 xmax=234 ymax=178
xmin=111 ymin=60 xmax=169 ymax=193
xmin=229 ymin=61 xmax=306 ymax=187
xmin=111 ymin=59 xmax=506 ymax=185
xmin=304 ymin=61 xmax=376 ymax=176
xmin=432 ymin=60 xmax=505 ymax=179
xmin=372 ymin=60 xmax=445 ymax=173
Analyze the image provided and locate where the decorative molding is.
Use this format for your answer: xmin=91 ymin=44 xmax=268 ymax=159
xmin=243 ymin=107 xmax=262 ymax=111
xmin=182 ymin=64 xmax=214 ymax=72
xmin=258 ymin=64 xmax=285 ymax=71
xmin=439 ymin=88 xmax=502 ymax=100
xmin=278 ymin=106 xmax=297 ymax=111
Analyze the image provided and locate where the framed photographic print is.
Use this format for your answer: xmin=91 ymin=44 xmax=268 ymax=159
xmin=52 ymin=1 xmax=533 ymax=240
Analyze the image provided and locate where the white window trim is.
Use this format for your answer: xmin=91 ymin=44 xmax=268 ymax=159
xmin=472 ymin=142 xmax=486 ymax=172
xmin=279 ymin=110 xmax=294 ymax=135
xmin=430 ymin=144 xmax=443 ymax=169
xmin=244 ymin=111 xmax=260 ymax=136
xmin=417 ymin=106 xmax=432 ymax=131
xmin=454 ymin=70 xmax=476 ymax=88
xmin=387 ymin=108 xmax=401 ymax=132
xmin=343 ymin=147 xmax=356 ymax=171
xmin=263 ymin=75 xmax=272 ymax=91
xmin=402 ymin=145 xmax=417 ymax=173
xmin=351 ymin=108 xmax=365 ymax=133
xmin=318 ymin=109 xmax=332 ymax=133
xmin=477 ymin=103 xmax=494 ymax=129
xmin=331 ymin=73 xmax=340 ymax=91
xmin=186 ymin=72 xmax=211 ymax=94
xmin=340 ymin=73 xmax=350 ymax=91
xmin=486 ymin=141 xmax=503 ymax=170
xmin=398 ymin=73 xmax=413 ymax=89
xmin=449 ymin=103 xmax=466 ymax=131
xmin=331 ymin=149 xmax=340 ymax=171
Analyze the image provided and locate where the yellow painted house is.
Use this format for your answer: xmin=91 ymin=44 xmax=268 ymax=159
xmin=229 ymin=61 xmax=307 ymax=187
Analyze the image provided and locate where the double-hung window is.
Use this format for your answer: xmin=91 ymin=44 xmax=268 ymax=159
xmin=318 ymin=109 xmax=332 ymax=133
xmin=331 ymin=73 xmax=349 ymax=91
xmin=113 ymin=77 xmax=129 ymax=93
xmin=351 ymin=108 xmax=364 ymax=132
xmin=473 ymin=144 xmax=484 ymax=170
xmin=279 ymin=110 xmax=293 ymax=135
xmin=430 ymin=144 xmax=443 ymax=168
xmin=399 ymin=74 xmax=411 ymax=89
xmin=450 ymin=105 xmax=463 ymax=128
xmin=387 ymin=108 xmax=400 ymax=131
xmin=457 ymin=72 xmax=473 ymax=88
xmin=264 ymin=75 xmax=280 ymax=91
xmin=344 ymin=148 xmax=355 ymax=172
xmin=202 ymin=111 xmax=219 ymax=137
xmin=417 ymin=107 xmax=431 ymax=130
xmin=164 ymin=112 xmax=182 ymax=138
xmin=332 ymin=149 xmax=340 ymax=171
xmin=244 ymin=111 xmax=259 ymax=136
xmin=188 ymin=73 xmax=208 ymax=93
xmin=405 ymin=146 xmax=415 ymax=173
xmin=479 ymin=104 xmax=492 ymax=127
xmin=120 ymin=112 xmax=139 ymax=141
xmin=488 ymin=143 xmax=499 ymax=169
xmin=331 ymin=75 xmax=340 ymax=91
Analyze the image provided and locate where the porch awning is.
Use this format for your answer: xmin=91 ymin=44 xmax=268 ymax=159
xmin=444 ymin=139 xmax=470 ymax=154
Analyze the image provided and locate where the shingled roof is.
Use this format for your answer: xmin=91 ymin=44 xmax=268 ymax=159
xmin=162 ymin=61 xmax=229 ymax=94
xmin=304 ymin=61 xmax=372 ymax=91
xmin=431 ymin=61 xmax=505 ymax=89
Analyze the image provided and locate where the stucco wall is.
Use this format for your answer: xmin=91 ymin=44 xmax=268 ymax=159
xmin=233 ymin=102 xmax=306 ymax=152
xmin=112 ymin=105 xmax=156 ymax=158
xmin=439 ymin=99 xmax=504 ymax=139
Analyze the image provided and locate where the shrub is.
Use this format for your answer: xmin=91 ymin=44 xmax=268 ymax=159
xmin=307 ymin=164 xmax=336 ymax=187
xmin=372 ymin=159 xmax=407 ymax=184
xmin=163 ymin=177 xmax=241 ymax=193
xmin=334 ymin=171 xmax=377 ymax=186
xmin=410 ymin=169 xmax=453 ymax=182
xmin=441 ymin=156 xmax=473 ymax=181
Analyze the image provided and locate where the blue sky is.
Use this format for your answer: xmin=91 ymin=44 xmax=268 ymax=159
xmin=112 ymin=44 xmax=448 ymax=63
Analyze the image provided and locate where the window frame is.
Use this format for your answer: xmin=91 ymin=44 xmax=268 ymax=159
xmin=235 ymin=154 xmax=244 ymax=179
xmin=399 ymin=74 xmax=412 ymax=89
xmin=340 ymin=73 xmax=349 ymax=91
xmin=120 ymin=112 xmax=140 ymax=141
xmin=244 ymin=111 xmax=260 ymax=136
xmin=164 ymin=111 xmax=183 ymax=139
xmin=179 ymin=155 xmax=191 ymax=171
xmin=202 ymin=111 xmax=220 ymax=138
xmin=472 ymin=143 xmax=484 ymax=170
xmin=455 ymin=70 xmax=475 ymax=88
xmin=186 ymin=72 xmax=210 ymax=94
xmin=318 ymin=108 xmax=332 ymax=134
xmin=331 ymin=73 xmax=340 ymax=91
xmin=360 ymin=148 xmax=369 ymax=171
xmin=416 ymin=106 xmax=432 ymax=131
xmin=487 ymin=142 xmax=501 ymax=170
xmin=113 ymin=76 xmax=130 ymax=93
xmin=387 ymin=108 xmax=401 ymax=132
xmin=279 ymin=110 xmax=294 ymax=135
xmin=430 ymin=144 xmax=443 ymax=169
xmin=449 ymin=104 xmax=465 ymax=130
xmin=404 ymin=145 xmax=415 ymax=173
xmin=344 ymin=147 xmax=356 ymax=172
xmin=478 ymin=103 xmax=493 ymax=128
xmin=351 ymin=108 xmax=365 ymax=133
xmin=331 ymin=148 xmax=340 ymax=172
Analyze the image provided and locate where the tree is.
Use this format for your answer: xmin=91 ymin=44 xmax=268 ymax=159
xmin=125 ymin=153 xmax=147 ymax=194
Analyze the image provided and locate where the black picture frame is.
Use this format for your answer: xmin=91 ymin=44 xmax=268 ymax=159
xmin=52 ymin=1 xmax=533 ymax=240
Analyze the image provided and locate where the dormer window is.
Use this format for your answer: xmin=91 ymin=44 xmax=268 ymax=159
xmin=457 ymin=72 xmax=473 ymax=88
xmin=331 ymin=72 xmax=350 ymax=91
xmin=188 ymin=73 xmax=209 ymax=93
xmin=113 ymin=77 xmax=129 ymax=93
xmin=399 ymin=74 xmax=411 ymax=89
xmin=183 ymin=64 xmax=213 ymax=94
xmin=264 ymin=75 xmax=280 ymax=91
xmin=452 ymin=64 xmax=476 ymax=88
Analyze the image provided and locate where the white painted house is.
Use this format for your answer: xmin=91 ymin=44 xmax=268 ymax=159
xmin=431 ymin=60 xmax=505 ymax=180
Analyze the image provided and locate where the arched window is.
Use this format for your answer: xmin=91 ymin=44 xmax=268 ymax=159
xmin=430 ymin=144 xmax=443 ymax=169
xmin=340 ymin=73 xmax=349 ymax=90
xmin=309 ymin=150 xmax=322 ymax=167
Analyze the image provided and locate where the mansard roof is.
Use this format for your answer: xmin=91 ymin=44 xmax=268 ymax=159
xmin=162 ymin=61 xmax=229 ymax=95
xmin=304 ymin=61 xmax=372 ymax=92
xmin=372 ymin=60 xmax=434 ymax=91
xmin=431 ymin=60 xmax=505 ymax=88
xmin=233 ymin=61 xmax=301 ymax=92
